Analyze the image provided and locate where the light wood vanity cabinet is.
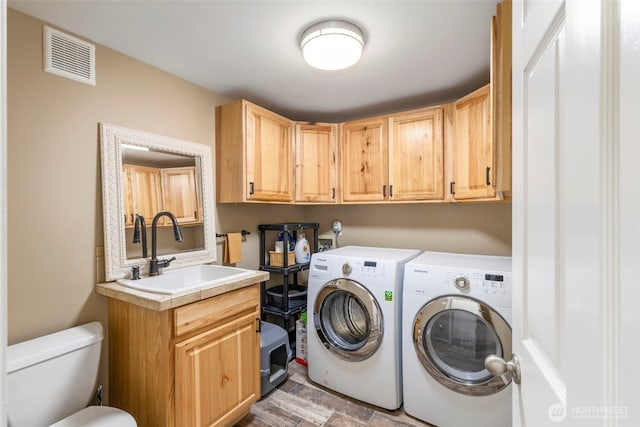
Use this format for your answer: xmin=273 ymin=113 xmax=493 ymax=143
xmin=216 ymin=99 xmax=294 ymax=203
xmin=295 ymin=122 xmax=339 ymax=203
xmin=340 ymin=116 xmax=389 ymax=202
xmin=109 ymin=284 xmax=261 ymax=427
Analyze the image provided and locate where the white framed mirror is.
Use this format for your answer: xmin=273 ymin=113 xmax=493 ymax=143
xmin=100 ymin=123 xmax=216 ymax=281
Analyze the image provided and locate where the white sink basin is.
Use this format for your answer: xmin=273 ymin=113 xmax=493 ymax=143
xmin=116 ymin=264 xmax=254 ymax=295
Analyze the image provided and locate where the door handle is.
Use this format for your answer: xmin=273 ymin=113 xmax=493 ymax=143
xmin=485 ymin=354 xmax=521 ymax=384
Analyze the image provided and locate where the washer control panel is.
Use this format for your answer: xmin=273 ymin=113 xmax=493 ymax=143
xmin=443 ymin=270 xmax=511 ymax=300
xmin=312 ymin=257 xmax=387 ymax=280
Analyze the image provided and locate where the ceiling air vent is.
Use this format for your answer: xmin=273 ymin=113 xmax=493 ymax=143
xmin=43 ymin=25 xmax=95 ymax=86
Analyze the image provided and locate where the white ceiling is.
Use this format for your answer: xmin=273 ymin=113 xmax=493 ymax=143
xmin=9 ymin=0 xmax=501 ymax=122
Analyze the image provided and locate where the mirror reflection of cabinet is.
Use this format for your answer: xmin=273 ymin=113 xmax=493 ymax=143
xmin=161 ymin=167 xmax=201 ymax=224
xmin=123 ymin=165 xmax=162 ymax=225
xmin=123 ymin=164 xmax=202 ymax=226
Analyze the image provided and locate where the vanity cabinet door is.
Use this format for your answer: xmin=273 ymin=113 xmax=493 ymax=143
xmin=175 ymin=310 xmax=260 ymax=427
xmin=161 ymin=166 xmax=201 ymax=224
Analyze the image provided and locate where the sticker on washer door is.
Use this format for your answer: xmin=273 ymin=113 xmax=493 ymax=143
xmin=384 ymin=291 xmax=393 ymax=301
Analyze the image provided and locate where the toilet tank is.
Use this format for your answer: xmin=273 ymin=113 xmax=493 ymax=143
xmin=7 ymin=321 xmax=104 ymax=426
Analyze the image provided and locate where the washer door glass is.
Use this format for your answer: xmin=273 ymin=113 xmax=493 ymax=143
xmin=314 ymin=278 xmax=383 ymax=361
xmin=414 ymin=295 xmax=512 ymax=396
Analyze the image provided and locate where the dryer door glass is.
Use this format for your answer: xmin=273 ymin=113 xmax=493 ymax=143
xmin=314 ymin=278 xmax=383 ymax=362
xmin=424 ymin=309 xmax=500 ymax=384
xmin=413 ymin=295 xmax=512 ymax=396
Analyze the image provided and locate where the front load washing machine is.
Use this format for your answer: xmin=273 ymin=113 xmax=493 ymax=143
xmin=403 ymin=251 xmax=513 ymax=427
xmin=307 ymin=246 xmax=420 ymax=410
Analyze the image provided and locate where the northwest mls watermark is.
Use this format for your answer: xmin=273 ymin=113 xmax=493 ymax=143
xmin=548 ymin=403 xmax=629 ymax=422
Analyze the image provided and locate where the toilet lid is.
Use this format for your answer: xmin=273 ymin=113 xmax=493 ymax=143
xmin=49 ymin=406 xmax=137 ymax=427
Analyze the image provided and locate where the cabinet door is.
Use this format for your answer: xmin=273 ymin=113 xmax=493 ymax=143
xmin=128 ymin=164 xmax=163 ymax=222
xmin=451 ymin=84 xmax=496 ymax=200
xmin=161 ymin=166 xmax=201 ymax=224
xmin=341 ymin=117 xmax=388 ymax=202
xmin=388 ymin=107 xmax=444 ymax=201
xmin=175 ymin=311 xmax=260 ymax=427
xmin=245 ymin=103 xmax=294 ymax=202
xmin=295 ymin=123 xmax=338 ymax=203
xmin=491 ymin=0 xmax=512 ymax=194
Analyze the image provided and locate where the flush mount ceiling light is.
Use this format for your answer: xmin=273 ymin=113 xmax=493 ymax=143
xmin=300 ymin=20 xmax=365 ymax=71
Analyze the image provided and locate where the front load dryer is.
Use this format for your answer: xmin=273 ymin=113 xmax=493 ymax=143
xmin=307 ymin=246 xmax=420 ymax=410
xmin=403 ymin=251 xmax=513 ymax=427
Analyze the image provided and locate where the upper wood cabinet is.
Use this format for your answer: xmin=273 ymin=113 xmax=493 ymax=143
xmin=340 ymin=116 xmax=388 ymax=202
xmin=451 ymin=84 xmax=495 ymax=200
xmin=216 ymin=99 xmax=294 ymax=203
xmin=388 ymin=106 xmax=444 ymax=201
xmin=491 ymin=0 xmax=512 ymax=195
xmin=340 ymin=107 xmax=444 ymax=203
xmin=450 ymin=0 xmax=511 ymax=201
xmin=295 ymin=122 xmax=338 ymax=203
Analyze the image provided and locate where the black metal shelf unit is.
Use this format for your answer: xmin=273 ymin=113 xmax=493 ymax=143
xmin=258 ymin=223 xmax=319 ymax=350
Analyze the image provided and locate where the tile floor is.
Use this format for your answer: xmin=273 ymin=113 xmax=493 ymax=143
xmin=236 ymin=361 xmax=434 ymax=427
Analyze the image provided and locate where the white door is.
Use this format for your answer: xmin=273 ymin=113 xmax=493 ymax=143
xmin=512 ymin=1 xmax=639 ymax=426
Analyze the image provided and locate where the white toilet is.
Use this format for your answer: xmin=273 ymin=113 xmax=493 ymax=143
xmin=7 ymin=321 xmax=136 ymax=426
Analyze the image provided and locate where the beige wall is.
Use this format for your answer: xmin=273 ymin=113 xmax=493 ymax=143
xmin=6 ymin=9 xmax=229 ymax=347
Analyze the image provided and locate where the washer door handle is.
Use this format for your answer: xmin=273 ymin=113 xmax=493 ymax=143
xmin=485 ymin=354 xmax=521 ymax=384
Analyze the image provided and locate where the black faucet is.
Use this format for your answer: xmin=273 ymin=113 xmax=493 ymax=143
xmin=132 ymin=214 xmax=148 ymax=259
xmin=149 ymin=211 xmax=184 ymax=276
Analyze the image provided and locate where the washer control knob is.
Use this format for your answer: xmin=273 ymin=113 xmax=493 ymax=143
xmin=454 ymin=275 xmax=470 ymax=291
xmin=342 ymin=263 xmax=352 ymax=275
